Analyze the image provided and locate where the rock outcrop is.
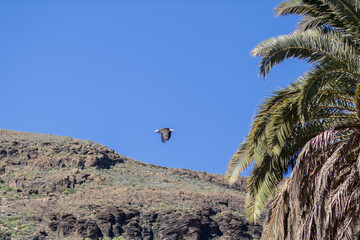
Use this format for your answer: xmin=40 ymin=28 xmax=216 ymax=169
xmin=47 ymin=206 xmax=261 ymax=240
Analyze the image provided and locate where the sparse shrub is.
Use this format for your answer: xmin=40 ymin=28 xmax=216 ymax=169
xmin=7 ymin=216 xmax=19 ymax=222
xmin=12 ymin=193 xmax=20 ymax=199
xmin=5 ymin=229 xmax=13 ymax=235
xmin=62 ymin=188 xmax=76 ymax=195
xmin=110 ymin=237 xmax=125 ymax=240
xmin=1 ymin=216 xmax=35 ymax=237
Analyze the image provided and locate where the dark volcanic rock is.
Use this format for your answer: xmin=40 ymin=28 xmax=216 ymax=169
xmin=154 ymin=212 xmax=202 ymax=240
xmin=31 ymin=229 xmax=48 ymax=240
xmin=96 ymin=211 xmax=116 ymax=237
xmin=0 ymin=232 xmax=11 ymax=240
xmin=142 ymin=224 xmax=153 ymax=240
xmin=48 ymin=207 xmax=262 ymax=240
xmin=214 ymin=212 xmax=262 ymax=240
xmin=58 ymin=213 xmax=77 ymax=236
xmin=123 ymin=220 xmax=142 ymax=239
xmin=76 ymin=219 xmax=103 ymax=239
xmin=0 ymin=149 xmax=7 ymax=158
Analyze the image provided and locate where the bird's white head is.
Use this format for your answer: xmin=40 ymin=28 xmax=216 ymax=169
xmin=170 ymin=129 xmax=174 ymax=132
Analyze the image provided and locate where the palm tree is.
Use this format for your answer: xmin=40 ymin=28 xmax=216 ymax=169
xmin=225 ymin=0 xmax=360 ymax=239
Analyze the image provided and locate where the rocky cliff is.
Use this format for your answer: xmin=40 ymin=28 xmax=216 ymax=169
xmin=0 ymin=129 xmax=262 ymax=240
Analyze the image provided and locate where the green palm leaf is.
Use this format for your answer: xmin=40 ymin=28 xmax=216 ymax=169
xmin=227 ymin=0 xmax=360 ymax=238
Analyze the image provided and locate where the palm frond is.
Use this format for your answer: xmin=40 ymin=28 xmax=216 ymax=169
xmin=252 ymin=28 xmax=358 ymax=78
xmin=228 ymin=0 xmax=360 ymax=238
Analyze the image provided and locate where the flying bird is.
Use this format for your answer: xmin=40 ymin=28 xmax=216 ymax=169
xmin=154 ymin=128 xmax=174 ymax=143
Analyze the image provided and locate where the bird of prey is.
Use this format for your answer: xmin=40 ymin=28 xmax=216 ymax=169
xmin=154 ymin=128 xmax=174 ymax=143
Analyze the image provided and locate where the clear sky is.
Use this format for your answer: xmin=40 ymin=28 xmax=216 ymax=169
xmin=0 ymin=1 xmax=308 ymax=175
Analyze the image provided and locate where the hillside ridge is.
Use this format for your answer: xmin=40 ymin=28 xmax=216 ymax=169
xmin=0 ymin=129 xmax=262 ymax=240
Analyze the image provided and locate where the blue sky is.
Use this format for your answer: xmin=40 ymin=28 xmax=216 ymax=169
xmin=0 ymin=1 xmax=308 ymax=175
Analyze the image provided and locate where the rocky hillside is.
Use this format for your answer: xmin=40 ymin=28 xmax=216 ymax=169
xmin=0 ymin=129 xmax=262 ymax=240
